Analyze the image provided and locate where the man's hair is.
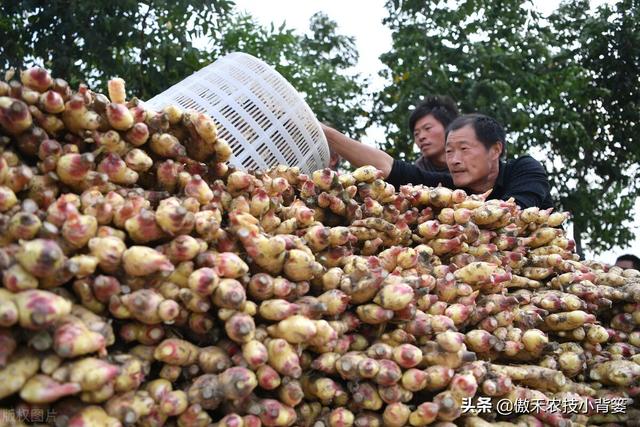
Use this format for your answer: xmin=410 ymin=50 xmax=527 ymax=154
xmin=408 ymin=95 xmax=459 ymax=133
xmin=445 ymin=113 xmax=507 ymax=158
xmin=616 ymin=254 xmax=640 ymax=270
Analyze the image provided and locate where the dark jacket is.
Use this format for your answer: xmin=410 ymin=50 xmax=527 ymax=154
xmin=388 ymin=155 xmax=554 ymax=209
xmin=414 ymin=155 xmax=450 ymax=174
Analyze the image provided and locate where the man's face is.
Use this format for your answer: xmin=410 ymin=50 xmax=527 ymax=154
xmin=413 ymin=114 xmax=446 ymax=159
xmin=616 ymin=260 xmax=635 ymax=269
xmin=445 ymin=125 xmax=501 ymax=191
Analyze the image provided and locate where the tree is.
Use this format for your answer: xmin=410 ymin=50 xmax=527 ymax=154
xmin=373 ymin=0 xmax=640 ymax=255
xmin=0 ymin=2 xmax=367 ymax=138
xmin=0 ymin=0 xmax=234 ymax=100
xmin=544 ymin=0 xmax=640 ymax=254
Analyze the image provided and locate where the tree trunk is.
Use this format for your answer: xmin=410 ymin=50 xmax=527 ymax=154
xmin=573 ymin=223 xmax=584 ymax=260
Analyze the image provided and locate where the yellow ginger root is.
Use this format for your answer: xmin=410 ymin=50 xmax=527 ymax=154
xmin=0 ymin=348 xmax=39 ymax=399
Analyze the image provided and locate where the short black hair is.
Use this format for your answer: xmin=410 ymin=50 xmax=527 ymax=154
xmin=408 ymin=95 xmax=459 ymax=134
xmin=445 ymin=113 xmax=507 ymax=158
xmin=616 ymin=254 xmax=640 ymax=269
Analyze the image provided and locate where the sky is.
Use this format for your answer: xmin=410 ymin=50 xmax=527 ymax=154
xmin=233 ymin=0 xmax=639 ymax=263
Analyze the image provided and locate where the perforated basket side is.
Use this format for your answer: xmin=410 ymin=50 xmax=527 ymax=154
xmin=145 ymin=52 xmax=329 ymax=175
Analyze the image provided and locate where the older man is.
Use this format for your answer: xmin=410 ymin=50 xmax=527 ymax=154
xmin=323 ymin=113 xmax=553 ymax=209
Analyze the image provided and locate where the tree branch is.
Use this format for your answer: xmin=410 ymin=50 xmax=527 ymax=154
xmin=138 ymin=3 xmax=152 ymax=99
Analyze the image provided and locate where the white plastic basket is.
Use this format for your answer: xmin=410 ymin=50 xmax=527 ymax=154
xmin=144 ymin=52 xmax=330 ymax=175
